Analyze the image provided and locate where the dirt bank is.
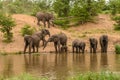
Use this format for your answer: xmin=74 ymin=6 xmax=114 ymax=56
xmin=0 ymin=14 xmax=119 ymax=53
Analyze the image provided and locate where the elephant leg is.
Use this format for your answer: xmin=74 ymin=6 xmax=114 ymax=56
xmin=93 ymin=47 xmax=96 ymax=53
xmin=105 ymin=45 xmax=108 ymax=53
xmin=23 ymin=43 xmax=28 ymax=54
xmin=76 ymin=47 xmax=78 ymax=53
xmin=47 ymin=21 xmax=50 ymax=28
xmin=82 ymin=48 xmax=84 ymax=54
xmin=43 ymin=20 xmax=46 ymax=28
xmin=29 ymin=42 xmax=32 ymax=54
xmin=58 ymin=43 xmax=61 ymax=53
xmin=42 ymin=39 xmax=46 ymax=46
xmin=54 ymin=43 xmax=58 ymax=53
xmin=37 ymin=20 xmax=41 ymax=26
xmin=36 ymin=46 xmax=39 ymax=53
xmin=78 ymin=47 xmax=80 ymax=53
xmin=32 ymin=45 xmax=35 ymax=53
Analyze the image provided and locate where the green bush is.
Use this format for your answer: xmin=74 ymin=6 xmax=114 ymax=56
xmin=0 ymin=13 xmax=16 ymax=43
xmin=21 ymin=24 xmax=36 ymax=36
xmin=53 ymin=19 xmax=70 ymax=29
xmin=68 ymin=71 xmax=120 ymax=80
xmin=115 ymin=44 xmax=120 ymax=54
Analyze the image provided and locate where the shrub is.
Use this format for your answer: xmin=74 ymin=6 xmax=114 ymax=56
xmin=0 ymin=13 xmax=16 ymax=43
xmin=53 ymin=18 xmax=70 ymax=29
xmin=21 ymin=24 xmax=36 ymax=36
xmin=115 ymin=44 xmax=120 ymax=54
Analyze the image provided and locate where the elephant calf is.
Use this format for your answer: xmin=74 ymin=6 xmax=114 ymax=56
xmin=72 ymin=39 xmax=86 ymax=53
xmin=99 ymin=35 xmax=108 ymax=53
xmin=89 ymin=38 xmax=98 ymax=53
xmin=43 ymin=32 xmax=67 ymax=53
xmin=23 ymin=29 xmax=50 ymax=54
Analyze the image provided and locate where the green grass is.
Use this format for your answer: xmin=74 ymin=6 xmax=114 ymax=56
xmin=115 ymin=44 xmax=120 ymax=54
xmin=68 ymin=71 xmax=120 ymax=80
xmin=2 ymin=73 xmax=48 ymax=80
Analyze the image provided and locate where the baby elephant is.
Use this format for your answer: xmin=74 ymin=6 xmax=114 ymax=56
xmin=72 ymin=39 xmax=86 ymax=53
xmin=99 ymin=35 xmax=108 ymax=53
xmin=61 ymin=46 xmax=68 ymax=53
xmin=89 ymin=38 xmax=98 ymax=53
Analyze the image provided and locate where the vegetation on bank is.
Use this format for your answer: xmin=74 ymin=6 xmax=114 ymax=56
xmin=21 ymin=24 xmax=36 ymax=36
xmin=115 ymin=44 xmax=120 ymax=54
xmin=0 ymin=13 xmax=16 ymax=43
xmin=0 ymin=72 xmax=119 ymax=80
xmin=68 ymin=71 xmax=120 ymax=80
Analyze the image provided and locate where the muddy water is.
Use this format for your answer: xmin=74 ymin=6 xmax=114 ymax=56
xmin=0 ymin=53 xmax=120 ymax=80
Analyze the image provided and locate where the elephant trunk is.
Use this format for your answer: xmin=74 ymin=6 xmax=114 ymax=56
xmin=43 ymin=40 xmax=49 ymax=50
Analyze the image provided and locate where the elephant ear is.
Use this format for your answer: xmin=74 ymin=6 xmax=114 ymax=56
xmin=54 ymin=37 xmax=59 ymax=42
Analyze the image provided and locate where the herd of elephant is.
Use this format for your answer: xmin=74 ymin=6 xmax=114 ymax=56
xmin=23 ymin=12 xmax=108 ymax=54
xmin=23 ymin=29 xmax=108 ymax=54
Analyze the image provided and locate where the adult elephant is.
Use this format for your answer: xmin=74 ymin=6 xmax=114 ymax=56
xmin=89 ymin=38 xmax=98 ymax=53
xmin=43 ymin=33 xmax=67 ymax=53
xmin=23 ymin=29 xmax=50 ymax=54
xmin=72 ymin=39 xmax=86 ymax=53
xmin=99 ymin=35 xmax=108 ymax=53
xmin=36 ymin=12 xmax=54 ymax=28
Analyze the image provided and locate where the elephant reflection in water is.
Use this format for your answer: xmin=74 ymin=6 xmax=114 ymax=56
xmin=24 ymin=54 xmax=40 ymax=71
xmin=73 ymin=53 xmax=85 ymax=65
xmin=100 ymin=54 xmax=108 ymax=67
xmin=90 ymin=54 xmax=98 ymax=71
xmin=54 ymin=54 xmax=68 ymax=80
xmin=2 ymin=57 xmax=14 ymax=77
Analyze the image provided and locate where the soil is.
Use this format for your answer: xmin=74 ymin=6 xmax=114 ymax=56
xmin=0 ymin=14 xmax=119 ymax=53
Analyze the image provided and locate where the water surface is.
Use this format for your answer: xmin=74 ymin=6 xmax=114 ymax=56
xmin=0 ymin=53 xmax=120 ymax=80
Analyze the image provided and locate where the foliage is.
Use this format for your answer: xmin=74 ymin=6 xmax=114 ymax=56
xmin=53 ymin=18 xmax=70 ymax=29
xmin=69 ymin=0 xmax=105 ymax=24
xmin=4 ymin=73 xmax=48 ymax=80
xmin=0 ymin=13 xmax=16 ymax=43
xmin=113 ymin=16 xmax=120 ymax=30
xmin=68 ymin=71 xmax=120 ymax=80
xmin=108 ymin=0 xmax=120 ymax=15
xmin=115 ymin=44 xmax=120 ymax=54
xmin=21 ymin=24 xmax=36 ymax=36
xmin=53 ymin=0 xmax=70 ymax=17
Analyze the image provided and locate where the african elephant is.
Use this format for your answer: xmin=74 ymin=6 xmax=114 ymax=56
xmin=43 ymin=33 xmax=67 ymax=53
xmin=89 ymin=38 xmax=98 ymax=53
xmin=36 ymin=12 xmax=54 ymax=28
xmin=23 ymin=29 xmax=50 ymax=54
xmin=99 ymin=35 xmax=108 ymax=53
xmin=72 ymin=39 xmax=86 ymax=53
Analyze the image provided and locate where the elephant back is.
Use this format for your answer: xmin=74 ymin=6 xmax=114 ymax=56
xmin=58 ymin=33 xmax=67 ymax=45
xmin=72 ymin=39 xmax=80 ymax=47
xmin=36 ymin=12 xmax=45 ymax=20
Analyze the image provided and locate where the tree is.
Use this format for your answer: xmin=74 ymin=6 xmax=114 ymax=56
xmin=53 ymin=0 xmax=70 ymax=17
xmin=0 ymin=13 xmax=16 ymax=42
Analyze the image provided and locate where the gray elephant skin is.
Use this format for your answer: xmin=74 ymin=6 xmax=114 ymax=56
xmin=43 ymin=33 xmax=67 ymax=53
xmin=89 ymin=38 xmax=98 ymax=53
xmin=23 ymin=29 xmax=50 ymax=54
xmin=72 ymin=39 xmax=86 ymax=53
xmin=36 ymin=12 xmax=54 ymax=28
xmin=99 ymin=35 xmax=108 ymax=53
